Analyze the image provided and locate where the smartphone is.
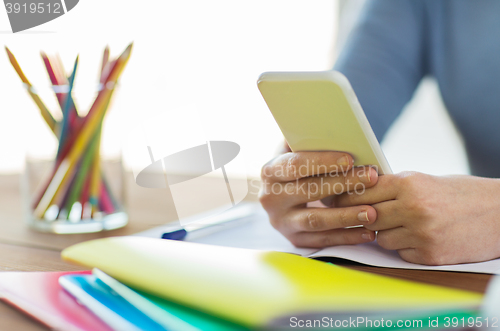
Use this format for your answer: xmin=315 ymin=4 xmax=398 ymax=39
xmin=257 ymin=71 xmax=392 ymax=175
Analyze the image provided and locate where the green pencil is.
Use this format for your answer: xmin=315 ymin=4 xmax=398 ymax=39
xmin=63 ymin=131 xmax=100 ymax=217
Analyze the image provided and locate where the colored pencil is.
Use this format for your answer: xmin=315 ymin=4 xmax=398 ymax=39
xmin=10 ymin=45 xmax=132 ymax=221
xmin=101 ymin=46 xmax=109 ymax=81
xmin=50 ymin=54 xmax=81 ymax=133
xmin=5 ymin=47 xmax=57 ymax=133
xmin=40 ymin=52 xmax=65 ymax=107
xmin=57 ymin=56 xmax=79 ymax=158
xmin=99 ymin=183 xmax=115 ymax=214
xmin=41 ymin=52 xmax=80 ymax=128
xmin=33 ymin=44 xmax=133 ymax=218
xmin=89 ymin=46 xmax=110 ymax=208
xmin=89 ymin=133 xmax=102 ymax=207
xmin=56 ymin=54 xmax=81 ymax=131
xmin=53 ymin=54 xmax=68 ymax=86
xmin=33 ymin=49 xmax=118 ymax=211
xmin=64 ymin=131 xmax=99 ymax=214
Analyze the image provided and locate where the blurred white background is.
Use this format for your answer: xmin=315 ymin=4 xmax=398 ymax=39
xmin=0 ymin=0 xmax=469 ymax=178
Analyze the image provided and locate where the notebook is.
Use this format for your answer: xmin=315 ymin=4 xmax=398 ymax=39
xmin=91 ymin=268 xmax=247 ymax=331
xmin=61 ymin=269 xmax=248 ymax=331
xmin=60 ymin=274 xmax=167 ymax=331
xmin=135 ymin=203 xmax=500 ymax=274
xmin=0 ymin=271 xmax=113 ymax=331
xmin=61 ymin=236 xmax=483 ymax=328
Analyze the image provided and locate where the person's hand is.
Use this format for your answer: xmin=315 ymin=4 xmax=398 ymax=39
xmin=335 ymin=172 xmax=500 ymax=265
xmin=259 ymin=151 xmax=379 ymax=248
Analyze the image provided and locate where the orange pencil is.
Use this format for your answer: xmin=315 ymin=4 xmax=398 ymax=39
xmin=101 ymin=46 xmax=109 ymax=81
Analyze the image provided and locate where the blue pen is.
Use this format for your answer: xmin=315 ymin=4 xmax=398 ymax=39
xmin=162 ymin=229 xmax=188 ymax=240
xmin=162 ymin=204 xmax=255 ymax=240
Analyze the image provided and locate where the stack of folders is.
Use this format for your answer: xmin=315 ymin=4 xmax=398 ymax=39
xmin=0 ymin=237 xmax=487 ymax=330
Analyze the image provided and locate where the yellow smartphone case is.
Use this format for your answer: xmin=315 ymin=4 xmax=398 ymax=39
xmin=258 ymin=71 xmax=392 ymax=174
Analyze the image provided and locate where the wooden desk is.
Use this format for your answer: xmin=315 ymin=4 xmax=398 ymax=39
xmin=0 ymin=172 xmax=493 ymax=330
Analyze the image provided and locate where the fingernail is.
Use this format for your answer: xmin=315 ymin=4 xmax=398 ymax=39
xmin=358 ymin=169 xmax=371 ymax=183
xmin=361 ymin=233 xmax=373 ymax=241
xmin=357 ymin=211 xmax=370 ymax=222
xmin=337 ymin=156 xmax=349 ymax=167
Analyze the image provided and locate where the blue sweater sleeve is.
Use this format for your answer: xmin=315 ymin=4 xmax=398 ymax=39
xmin=334 ymin=0 xmax=427 ymax=141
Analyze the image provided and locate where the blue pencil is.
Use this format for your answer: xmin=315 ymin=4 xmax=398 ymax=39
xmin=56 ymin=55 xmax=79 ymax=158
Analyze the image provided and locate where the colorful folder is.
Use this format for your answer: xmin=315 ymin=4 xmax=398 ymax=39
xmin=0 ymin=271 xmax=112 ymax=331
xmin=61 ymin=237 xmax=483 ymax=328
xmin=91 ymin=268 xmax=246 ymax=331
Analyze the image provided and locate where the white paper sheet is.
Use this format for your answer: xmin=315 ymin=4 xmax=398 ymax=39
xmin=134 ymin=204 xmax=319 ymax=257
xmin=134 ymin=203 xmax=500 ymax=274
xmin=310 ymin=241 xmax=500 ymax=274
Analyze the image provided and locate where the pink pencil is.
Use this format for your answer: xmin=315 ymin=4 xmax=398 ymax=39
xmin=99 ymin=184 xmax=114 ymax=214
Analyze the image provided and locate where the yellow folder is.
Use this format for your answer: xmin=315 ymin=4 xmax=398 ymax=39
xmin=61 ymin=237 xmax=482 ymax=327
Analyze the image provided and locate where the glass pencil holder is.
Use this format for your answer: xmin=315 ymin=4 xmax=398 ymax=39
xmin=10 ymin=44 xmax=133 ymax=234
xmin=22 ymin=155 xmax=128 ymax=234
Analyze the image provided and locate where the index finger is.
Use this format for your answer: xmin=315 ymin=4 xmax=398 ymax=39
xmin=261 ymin=151 xmax=353 ymax=183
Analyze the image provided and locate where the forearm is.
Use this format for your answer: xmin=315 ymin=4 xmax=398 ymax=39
xmin=334 ymin=0 xmax=427 ymax=141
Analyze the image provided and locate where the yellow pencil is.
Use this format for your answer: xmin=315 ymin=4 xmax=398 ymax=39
xmin=34 ymin=43 xmax=133 ymax=218
xmin=5 ymin=47 xmax=57 ymax=133
xmin=90 ymin=46 xmax=111 ymax=209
